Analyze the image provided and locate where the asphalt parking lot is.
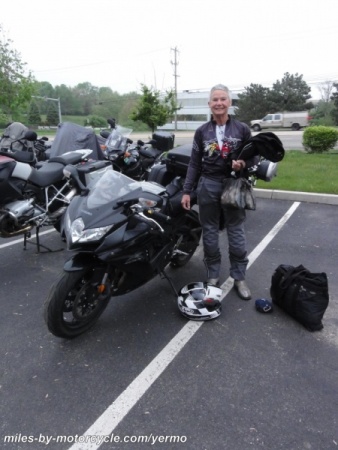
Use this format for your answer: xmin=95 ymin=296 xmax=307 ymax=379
xmin=1 ymin=193 xmax=338 ymax=450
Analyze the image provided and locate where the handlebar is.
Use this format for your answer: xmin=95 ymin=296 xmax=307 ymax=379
xmin=144 ymin=209 xmax=171 ymax=223
xmin=128 ymin=203 xmax=172 ymax=233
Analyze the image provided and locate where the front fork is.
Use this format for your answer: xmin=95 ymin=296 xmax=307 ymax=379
xmin=64 ymin=254 xmax=112 ymax=295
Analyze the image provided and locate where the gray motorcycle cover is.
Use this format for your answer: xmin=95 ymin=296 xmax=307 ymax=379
xmin=49 ymin=122 xmax=105 ymax=160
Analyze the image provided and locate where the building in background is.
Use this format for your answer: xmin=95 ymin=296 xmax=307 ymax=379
xmin=159 ymin=89 xmax=239 ymax=131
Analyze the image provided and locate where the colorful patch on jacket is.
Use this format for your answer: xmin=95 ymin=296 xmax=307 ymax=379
xmin=203 ymin=137 xmax=240 ymax=159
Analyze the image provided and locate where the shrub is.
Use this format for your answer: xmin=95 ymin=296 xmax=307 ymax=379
xmin=303 ymin=126 xmax=338 ymax=153
xmin=85 ymin=115 xmax=107 ymax=128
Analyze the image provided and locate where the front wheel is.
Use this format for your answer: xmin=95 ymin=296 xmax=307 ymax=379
xmin=44 ymin=269 xmax=111 ymax=338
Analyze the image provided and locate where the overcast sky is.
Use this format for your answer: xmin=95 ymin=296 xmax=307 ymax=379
xmin=2 ymin=0 xmax=337 ymax=99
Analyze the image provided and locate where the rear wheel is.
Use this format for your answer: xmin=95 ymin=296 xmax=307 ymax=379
xmin=291 ymin=123 xmax=300 ymax=131
xmin=44 ymin=269 xmax=111 ymax=338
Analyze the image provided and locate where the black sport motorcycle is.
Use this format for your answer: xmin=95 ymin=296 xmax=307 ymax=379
xmin=0 ymin=147 xmax=111 ymax=249
xmin=44 ymin=168 xmax=201 ymax=338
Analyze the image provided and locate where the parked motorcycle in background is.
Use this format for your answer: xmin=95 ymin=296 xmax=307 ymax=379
xmin=0 ymin=147 xmax=111 ymax=250
xmin=101 ymin=119 xmax=175 ymax=180
xmin=48 ymin=121 xmax=106 ymax=161
xmin=0 ymin=122 xmax=51 ymax=164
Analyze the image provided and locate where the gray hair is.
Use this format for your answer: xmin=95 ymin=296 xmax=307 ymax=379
xmin=209 ymin=84 xmax=231 ymax=100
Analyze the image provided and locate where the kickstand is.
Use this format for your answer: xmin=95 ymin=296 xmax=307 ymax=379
xmin=159 ymin=269 xmax=179 ymax=297
xmin=23 ymin=227 xmax=64 ymax=253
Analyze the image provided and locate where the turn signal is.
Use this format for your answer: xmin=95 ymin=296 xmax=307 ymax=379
xmin=97 ymin=284 xmax=106 ymax=294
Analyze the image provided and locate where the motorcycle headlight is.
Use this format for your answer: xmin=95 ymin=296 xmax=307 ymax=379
xmin=70 ymin=217 xmax=112 ymax=243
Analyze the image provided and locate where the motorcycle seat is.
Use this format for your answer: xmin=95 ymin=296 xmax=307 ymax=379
xmin=49 ymin=152 xmax=86 ymax=165
xmin=138 ymin=146 xmax=162 ymax=159
xmin=28 ymin=162 xmax=66 ymax=187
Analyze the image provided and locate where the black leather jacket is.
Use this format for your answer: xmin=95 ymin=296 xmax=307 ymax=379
xmin=183 ymin=116 xmax=256 ymax=194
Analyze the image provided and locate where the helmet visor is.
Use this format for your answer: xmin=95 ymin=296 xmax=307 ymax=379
xmin=181 ymin=282 xmax=206 ymax=300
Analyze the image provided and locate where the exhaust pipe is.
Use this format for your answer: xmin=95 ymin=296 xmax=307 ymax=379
xmin=0 ymin=224 xmax=34 ymax=238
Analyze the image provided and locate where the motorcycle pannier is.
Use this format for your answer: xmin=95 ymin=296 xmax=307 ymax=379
xmin=270 ymin=264 xmax=329 ymax=331
xmin=165 ymin=144 xmax=192 ymax=177
xmin=147 ymin=163 xmax=175 ymax=187
xmin=152 ymin=132 xmax=175 ymax=152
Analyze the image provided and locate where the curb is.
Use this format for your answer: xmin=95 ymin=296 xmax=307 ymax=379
xmin=254 ymin=188 xmax=338 ymax=205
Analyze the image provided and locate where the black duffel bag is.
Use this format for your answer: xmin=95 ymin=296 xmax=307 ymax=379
xmin=270 ymin=264 xmax=329 ymax=331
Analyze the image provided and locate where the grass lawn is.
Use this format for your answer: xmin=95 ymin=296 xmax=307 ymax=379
xmin=255 ymin=151 xmax=338 ymax=195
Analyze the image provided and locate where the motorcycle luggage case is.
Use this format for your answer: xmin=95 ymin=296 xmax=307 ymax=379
xmin=165 ymin=144 xmax=192 ymax=177
xmin=147 ymin=163 xmax=175 ymax=187
xmin=152 ymin=131 xmax=175 ymax=151
xmin=76 ymin=160 xmax=112 ymax=186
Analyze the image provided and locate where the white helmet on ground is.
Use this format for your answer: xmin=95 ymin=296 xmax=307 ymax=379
xmin=177 ymin=282 xmax=222 ymax=321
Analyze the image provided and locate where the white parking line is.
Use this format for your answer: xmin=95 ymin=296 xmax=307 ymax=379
xmin=0 ymin=229 xmax=55 ymax=249
xmin=69 ymin=201 xmax=301 ymax=450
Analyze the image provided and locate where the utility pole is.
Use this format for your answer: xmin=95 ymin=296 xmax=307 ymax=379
xmin=32 ymin=96 xmax=62 ymax=124
xmin=171 ymin=46 xmax=179 ymax=132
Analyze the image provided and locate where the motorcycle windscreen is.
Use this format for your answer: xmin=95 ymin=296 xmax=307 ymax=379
xmin=86 ymin=171 xmax=139 ymax=208
xmin=86 ymin=170 xmax=165 ymax=209
xmin=105 ymin=126 xmax=132 ymax=151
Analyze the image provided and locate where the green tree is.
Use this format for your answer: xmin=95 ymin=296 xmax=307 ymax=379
xmin=0 ymin=25 xmax=35 ymax=119
xmin=309 ymin=100 xmax=335 ymax=126
xmin=53 ymin=84 xmax=74 ymax=115
xmin=118 ymin=92 xmax=141 ymax=128
xmin=0 ymin=108 xmax=10 ymax=127
xmin=35 ymin=81 xmax=55 ymax=99
xmin=73 ymin=82 xmax=99 ymax=116
xmin=33 ymin=81 xmax=56 ymax=115
xmin=92 ymin=88 xmax=123 ymax=123
xmin=27 ymin=100 xmax=42 ymax=125
xmin=130 ymin=84 xmax=178 ymax=132
xmin=267 ymin=72 xmax=312 ymax=112
xmin=236 ymin=84 xmax=271 ymax=124
xmin=46 ymin=103 xmax=59 ymax=126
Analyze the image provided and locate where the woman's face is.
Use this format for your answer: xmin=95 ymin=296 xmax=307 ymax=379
xmin=208 ymin=89 xmax=232 ymax=118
